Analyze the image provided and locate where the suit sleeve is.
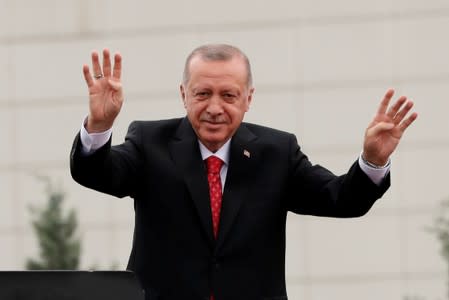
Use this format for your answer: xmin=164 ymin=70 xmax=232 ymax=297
xmin=285 ymin=134 xmax=390 ymax=218
xmin=70 ymin=121 xmax=144 ymax=198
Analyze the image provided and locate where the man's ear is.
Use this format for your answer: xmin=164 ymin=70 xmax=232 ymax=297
xmin=180 ymin=84 xmax=187 ymax=108
xmin=246 ymin=87 xmax=255 ymax=111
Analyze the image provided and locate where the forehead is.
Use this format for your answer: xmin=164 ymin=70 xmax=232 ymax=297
xmin=188 ymin=56 xmax=248 ymax=85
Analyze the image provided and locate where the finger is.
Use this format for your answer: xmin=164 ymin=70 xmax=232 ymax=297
xmin=386 ymin=96 xmax=407 ymax=119
xmin=91 ymin=50 xmax=103 ymax=78
xmin=83 ymin=64 xmax=94 ymax=88
xmin=112 ymin=52 xmax=122 ymax=80
xmin=102 ymin=48 xmax=112 ymax=77
xmin=377 ymin=88 xmax=395 ymax=115
xmin=393 ymin=100 xmax=413 ymax=124
xmin=398 ymin=112 xmax=418 ymax=132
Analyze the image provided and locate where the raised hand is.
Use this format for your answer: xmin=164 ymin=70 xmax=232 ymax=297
xmin=83 ymin=49 xmax=123 ymax=133
xmin=363 ymin=89 xmax=418 ymax=166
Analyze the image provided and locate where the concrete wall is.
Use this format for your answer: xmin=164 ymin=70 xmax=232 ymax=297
xmin=0 ymin=0 xmax=448 ymax=299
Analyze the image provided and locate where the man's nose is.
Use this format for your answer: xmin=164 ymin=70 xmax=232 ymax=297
xmin=206 ymin=96 xmax=224 ymax=115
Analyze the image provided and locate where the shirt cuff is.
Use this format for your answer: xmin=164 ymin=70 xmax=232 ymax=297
xmin=358 ymin=153 xmax=390 ymax=186
xmin=79 ymin=117 xmax=112 ymax=155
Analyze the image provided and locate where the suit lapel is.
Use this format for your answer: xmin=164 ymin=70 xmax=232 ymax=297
xmin=168 ymin=118 xmax=215 ymax=245
xmin=216 ymin=124 xmax=258 ymax=251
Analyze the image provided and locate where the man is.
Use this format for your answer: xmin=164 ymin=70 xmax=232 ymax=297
xmin=70 ymin=44 xmax=417 ymax=300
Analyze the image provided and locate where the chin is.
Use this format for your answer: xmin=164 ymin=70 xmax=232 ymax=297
xmin=204 ymin=137 xmax=225 ymax=145
xmin=201 ymin=134 xmax=229 ymax=149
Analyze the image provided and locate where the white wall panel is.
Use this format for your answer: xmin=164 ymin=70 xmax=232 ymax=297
xmin=401 ymin=215 xmax=446 ymax=274
xmin=15 ymin=104 xmax=87 ymax=163
xmin=299 ymin=0 xmax=393 ymax=18
xmin=0 ymin=46 xmax=12 ymax=101
xmin=0 ymin=108 xmax=15 ymax=165
xmin=307 ymin=280 xmax=403 ymax=300
xmin=393 ymin=16 xmax=449 ymax=80
xmin=12 ymin=42 xmax=97 ymax=101
xmin=398 ymin=147 xmax=449 ymax=210
xmin=301 ymin=86 xmax=390 ymax=147
xmin=299 ymin=21 xmax=393 ymax=84
xmin=303 ymin=216 xmax=402 ymax=277
xmin=9 ymin=0 xmax=80 ymax=37
xmin=0 ymin=172 xmax=15 ymax=228
xmin=87 ymin=0 xmax=302 ymax=31
xmin=0 ymin=0 xmax=12 ymax=39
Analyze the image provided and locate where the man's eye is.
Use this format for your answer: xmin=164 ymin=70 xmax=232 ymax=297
xmin=195 ymin=92 xmax=209 ymax=97
xmin=222 ymin=94 xmax=237 ymax=102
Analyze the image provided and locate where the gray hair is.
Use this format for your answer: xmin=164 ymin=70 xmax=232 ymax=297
xmin=182 ymin=44 xmax=253 ymax=87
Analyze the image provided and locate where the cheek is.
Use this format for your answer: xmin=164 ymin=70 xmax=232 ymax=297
xmin=226 ymin=105 xmax=247 ymax=122
xmin=186 ymin=102 xmax=205 ymax=120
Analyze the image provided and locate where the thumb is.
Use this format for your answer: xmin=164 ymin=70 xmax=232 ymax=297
xmin=366 ymin=122 xmax=394 ymax=137
xmin=108 ymin=78 xmax=122 ymax=92
xmin=108 ymin=79 xmax=124 ymax=105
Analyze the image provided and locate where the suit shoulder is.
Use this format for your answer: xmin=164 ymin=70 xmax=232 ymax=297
xmin=130 ymin=118 xmax=183 ymax=129
xmin=123 ymin=118 xmax=185 ymax=145
xmin=129 ymin=118 xmax=183 ymax=134
xmin=242 ymin=122 xmax=295 ymax=141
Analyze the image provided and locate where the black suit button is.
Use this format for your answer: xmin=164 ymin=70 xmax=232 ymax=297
xmin=211 ymin=257 xmax=220 ymax=270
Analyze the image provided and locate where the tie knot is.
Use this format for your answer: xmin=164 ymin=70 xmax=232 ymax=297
xmin=206 ymin=156 xmax=223 ymax=174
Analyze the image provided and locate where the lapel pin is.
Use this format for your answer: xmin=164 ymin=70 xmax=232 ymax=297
xmin=243 ymin=149 xmax=251 ymax=158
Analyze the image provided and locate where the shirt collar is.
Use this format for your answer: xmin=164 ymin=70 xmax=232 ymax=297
xmin=198 ymin=139 xmax=231 ymax=165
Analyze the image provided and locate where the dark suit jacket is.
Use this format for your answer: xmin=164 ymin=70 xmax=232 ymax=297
xmin=70 ymin=117 xmax=389 ymax=300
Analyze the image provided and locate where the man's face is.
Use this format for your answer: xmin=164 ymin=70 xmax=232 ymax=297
xmin=180 ymin=56 xmax=254 ymax=152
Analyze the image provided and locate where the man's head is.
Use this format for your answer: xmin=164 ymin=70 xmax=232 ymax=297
xmin=180 ymin=44 xmax=255 ymax=152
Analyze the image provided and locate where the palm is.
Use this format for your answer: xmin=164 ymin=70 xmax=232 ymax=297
xmin=363 ymin=89 xmax=417 ymax=166
xmin=88 ymin=78 xmax=122 ymax=123
xmin=83 ymin=49 xmax=123 ymax=132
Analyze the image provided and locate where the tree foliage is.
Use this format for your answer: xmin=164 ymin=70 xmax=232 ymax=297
xmin=26 ymin=179 xmax=81 ymax=270
xmin=431 ymin=198 xmax=449 ymax=299
xmin=434 ymin=199 xmax=449 ymax=264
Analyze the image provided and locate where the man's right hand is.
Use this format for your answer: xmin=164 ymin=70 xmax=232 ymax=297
xmin=83 ymin=48 xmax=123 ymax=133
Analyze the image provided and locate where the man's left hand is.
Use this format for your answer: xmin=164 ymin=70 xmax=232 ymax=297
xmin=363 ymin=88 xmax=418 ymax=166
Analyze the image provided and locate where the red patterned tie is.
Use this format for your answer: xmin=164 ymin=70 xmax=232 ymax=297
xmin=206 ymin=156 xmax=223 ymax=239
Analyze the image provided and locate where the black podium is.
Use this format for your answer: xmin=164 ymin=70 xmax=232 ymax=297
xmin=0 ymin=270 xmax=145 ymax=300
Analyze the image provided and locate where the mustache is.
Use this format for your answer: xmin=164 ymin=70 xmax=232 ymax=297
xmin=200 ymin=116 xmax=227 ymax=123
